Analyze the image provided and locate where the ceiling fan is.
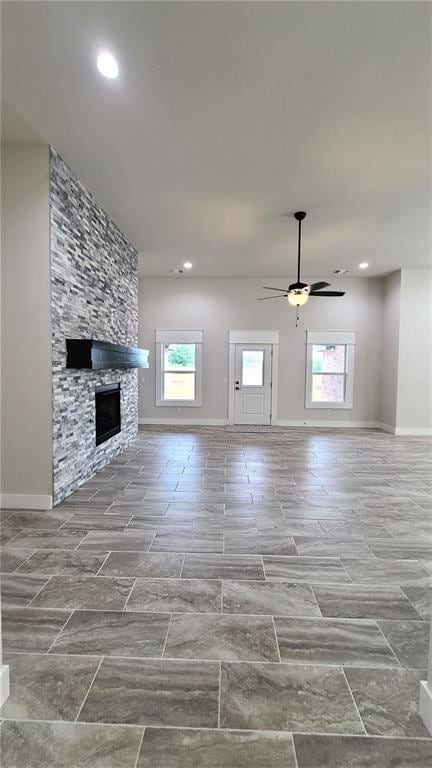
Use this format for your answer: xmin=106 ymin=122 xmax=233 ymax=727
xmin=259 ymin=211 xmax=345 ymax=307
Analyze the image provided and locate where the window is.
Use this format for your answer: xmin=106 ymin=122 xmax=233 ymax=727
xmin=241 ymin=350 xmax=264 ymax=386
xmin=305 ymin=331 xmax=355 ymax=409
xmin=163 ymin=344 xmax=196 ymax=401
xmin=155 ymin=330 xmax=203 ymax=406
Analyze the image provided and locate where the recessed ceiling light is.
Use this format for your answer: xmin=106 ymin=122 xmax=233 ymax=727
xmin=358 ymin=262 xmax=369 ymax=269
xmin=183 ymin=262 xmax=193 ymax=269
xmin=97 ymin=51 xmax=119 ymax=79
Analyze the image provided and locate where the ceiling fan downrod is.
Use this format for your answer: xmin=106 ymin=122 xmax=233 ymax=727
xmin=294 ymin=211 xmax=307 ymax=285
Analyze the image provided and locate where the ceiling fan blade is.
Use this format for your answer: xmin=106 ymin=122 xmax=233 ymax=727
xmin=262 ymin=286 xmax=290 ymax=292
xmin=257 ymin=294 xmax=288 ymax=300
xmin=309 ymin=281 xmax=330 ymax=292
xmin=309 ymin=290 xmax=346 ymax=297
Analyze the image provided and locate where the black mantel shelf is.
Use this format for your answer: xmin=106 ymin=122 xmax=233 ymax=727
xmin=66 ymin=339 xmax=149 ymax=370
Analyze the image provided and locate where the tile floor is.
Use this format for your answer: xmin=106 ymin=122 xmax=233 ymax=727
xmin=1 ymin=425 xmax=432 ymax=767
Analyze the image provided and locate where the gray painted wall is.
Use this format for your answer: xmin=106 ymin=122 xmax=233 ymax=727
xmin=51 ymin=150 xmax=138 ymax=504
xmin=138 ymin=276 xmax=384 ymax=425
xmin=380 ymin=271 xmax=401 ymax=431
xmin=397 ymin=268 xmax=432 ymax=431
xmin=1 ymin=145 xmax=52 ymax=498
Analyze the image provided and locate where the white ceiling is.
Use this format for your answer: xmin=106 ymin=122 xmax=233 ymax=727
xmin=2 ymin=1 xmax=431 ymax=278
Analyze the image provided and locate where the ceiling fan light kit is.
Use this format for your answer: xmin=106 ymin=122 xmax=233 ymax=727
xmin=259 ymin=211 xmax=346 ymax=317
xmin=287 ymin=285 xmax=310 ymax=307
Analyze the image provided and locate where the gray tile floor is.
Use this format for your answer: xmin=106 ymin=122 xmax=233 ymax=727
xmin=1 ymin=425 xmax=432 ymax=766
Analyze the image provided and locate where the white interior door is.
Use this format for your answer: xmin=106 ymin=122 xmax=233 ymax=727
xmin=234 ymin=344 xmax=272 ymax=425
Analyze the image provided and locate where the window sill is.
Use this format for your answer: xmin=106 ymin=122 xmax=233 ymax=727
xmin=305 ymin=402 xmax=353 ymax=410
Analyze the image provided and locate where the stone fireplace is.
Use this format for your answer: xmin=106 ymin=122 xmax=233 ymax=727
xmin=50 ymin=150 xmax=139 ymax=504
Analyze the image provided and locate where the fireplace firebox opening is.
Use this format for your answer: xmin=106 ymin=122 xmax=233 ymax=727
xmin=95 ymin=383 xmax=121 ymax=446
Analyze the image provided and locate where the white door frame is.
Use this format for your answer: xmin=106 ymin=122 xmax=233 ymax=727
xmin=228 ymin=330 xmax=279 ymax=425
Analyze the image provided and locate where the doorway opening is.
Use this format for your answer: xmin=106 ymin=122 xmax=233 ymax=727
xmin=228 ymin=331 xmax=279 ymax=425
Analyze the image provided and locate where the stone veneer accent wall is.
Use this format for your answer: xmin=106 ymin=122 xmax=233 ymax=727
xmin=50 ymin=150 xmax=138 ymax=505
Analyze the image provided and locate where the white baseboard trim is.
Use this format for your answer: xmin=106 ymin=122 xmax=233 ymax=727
xmin=139 ymin=417 xmax=384 ymax=430
xmin=139 ymin=418 xmax=432 ymax=434
xmin=0 ymin=665 xmax=10 ymax=707
xmin=139 ymin=418 xmax=228 ymax=426
xmin=273 ymin=419 xmax=382 ymax=429
xmin=0 ymin=493 xmax=53 ymax=511
xmin=420 ymin=680 xmax=432 ymax=735
xmin=394 ymin=427 xmax=432 ymax=437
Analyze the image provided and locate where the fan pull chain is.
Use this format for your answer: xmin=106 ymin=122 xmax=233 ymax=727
xmin=295 ymin=307 xmax=300 ymax=327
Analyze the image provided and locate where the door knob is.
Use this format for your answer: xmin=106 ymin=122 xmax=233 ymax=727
xmin=235 ymin=386 xmax=240 ymax=390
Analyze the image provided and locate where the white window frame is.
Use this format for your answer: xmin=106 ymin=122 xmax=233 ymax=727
xmin=305 ymin=330 xmax=355 ymax=410
xmin=155 ymin=330 xmax=203 ymax=407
